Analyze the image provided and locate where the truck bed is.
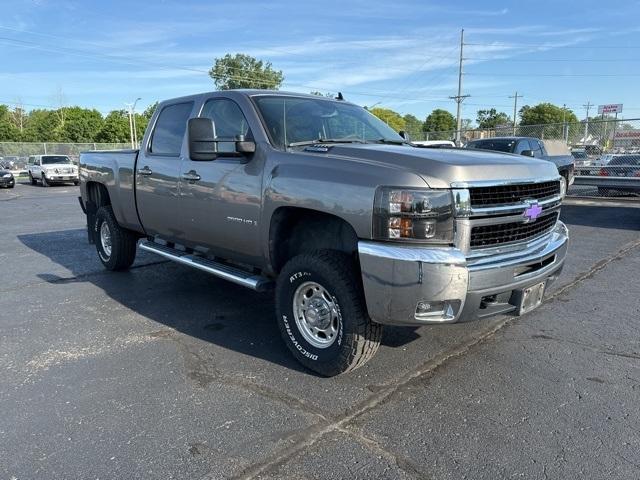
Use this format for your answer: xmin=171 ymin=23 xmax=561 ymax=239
xmin=79 ymin=149 xmax=142 ymax=232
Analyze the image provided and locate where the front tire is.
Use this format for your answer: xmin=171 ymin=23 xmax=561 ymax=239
xmin=29 ymin=172 xmax=37 ymax=185
xmin=276 ymin=250 xmax=382 ymax=376
xmin=94 ymin=206 xmax=137 ymax=270
xmin=41 ymin=174 xmax=49 ymax=187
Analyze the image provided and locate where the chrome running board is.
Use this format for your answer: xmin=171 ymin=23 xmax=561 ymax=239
xmin=139 ymin=240 xmax=273 ymax=292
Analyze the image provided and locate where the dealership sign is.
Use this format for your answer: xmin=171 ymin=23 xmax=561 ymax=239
xmin=598 ymin=104 xmax=623 ymax=115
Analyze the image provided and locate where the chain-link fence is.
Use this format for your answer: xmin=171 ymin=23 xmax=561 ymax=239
xmin=0 ymin=142 xmax=130 ymax=170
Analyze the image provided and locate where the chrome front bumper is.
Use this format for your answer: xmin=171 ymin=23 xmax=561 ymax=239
xmin=358 ymin=221 xmax=569 ymax=326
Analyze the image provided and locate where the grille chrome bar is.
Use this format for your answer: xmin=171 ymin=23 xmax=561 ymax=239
xmin=469 ymin=212 xmax=559 ymax=248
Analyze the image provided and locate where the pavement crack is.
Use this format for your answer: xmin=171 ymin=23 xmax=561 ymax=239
xmin=337 ymin=426 xmax=430 ymax=479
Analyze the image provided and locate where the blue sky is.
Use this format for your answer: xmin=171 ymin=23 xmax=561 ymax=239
xmin=2 ymin=0 xmax=640 ymax=123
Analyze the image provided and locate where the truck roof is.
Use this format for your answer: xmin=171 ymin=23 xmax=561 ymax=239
xmin=157 ymin=90 xmax=354 ymax=109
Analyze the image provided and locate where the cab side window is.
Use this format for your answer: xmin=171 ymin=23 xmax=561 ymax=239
xmin=201 ymin=99 xmax=252 ymax=153
xmin=149 ymin=102 xmax=194 ymax=156
xmin=529 ymin=140 xmax=543 ymax=158
xmin=515 ymin=140 xmax=530 ymax=154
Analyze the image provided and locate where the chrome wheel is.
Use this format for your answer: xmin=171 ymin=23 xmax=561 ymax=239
xmin=100 ymin=221 xmax=112 ymax=258
xmin=293 ymin=281 xmax=341 ymax=349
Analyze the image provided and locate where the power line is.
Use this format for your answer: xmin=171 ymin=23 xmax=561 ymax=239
xmin=467 ymin=72 xmax=640 ymax=77
xmin=465 ymin=42 xmax=640 ymax=49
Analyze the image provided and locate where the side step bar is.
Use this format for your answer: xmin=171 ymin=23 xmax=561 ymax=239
xmin=139 ymin=240 xmax=273 ymax=292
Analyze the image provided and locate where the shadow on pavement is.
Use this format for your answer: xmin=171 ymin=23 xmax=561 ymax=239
xmin=560 ymin=203 xmax=640 ymax=231
xmin=18 ymin=229 xmax=420 ymax=375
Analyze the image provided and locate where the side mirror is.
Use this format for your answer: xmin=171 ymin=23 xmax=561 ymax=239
xmin=188 ymin=117 xmax=218 ymax=161
xmin=520 ymin=150 xmax=535 ymax=157
xmin=399 ymin=130 xmax=410 ymax=141
xmin=236 ymin=135 xmax=256 ymax=154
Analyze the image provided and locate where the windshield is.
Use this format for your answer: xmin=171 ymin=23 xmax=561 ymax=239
xmin=42 ymin=155 xmax=72 ymax=165
xmin=572 ymin=151 xmax=587 ymax=159
xmin=253 ymin=96 xmax=404 ymax=149
xmin=466 ymin=139 xmax=516 ymax=153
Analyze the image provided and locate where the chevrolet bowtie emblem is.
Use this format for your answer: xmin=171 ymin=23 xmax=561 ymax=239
xmin=523 ymin=201 xmax=542 ymax=221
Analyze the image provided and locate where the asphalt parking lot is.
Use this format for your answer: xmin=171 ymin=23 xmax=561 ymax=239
xmin=1 ymin=181 xmax=639 ymax=479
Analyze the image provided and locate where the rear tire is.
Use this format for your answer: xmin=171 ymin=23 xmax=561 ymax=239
xmin=29 ymin=172 xmax=37 ymax=185
xmin=276 ymin=250 xmax=382 ymax=376
xmin=94 ymin=206 xmax=137 ymax=271
xmin=73 ymin=180 xmax=79 ymax=186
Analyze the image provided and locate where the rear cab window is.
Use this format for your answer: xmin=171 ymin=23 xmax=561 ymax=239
xmin=149 ymin=102 xmax=194 ymax=155
xmin=467 ymin=139 xmax=516 ymax=153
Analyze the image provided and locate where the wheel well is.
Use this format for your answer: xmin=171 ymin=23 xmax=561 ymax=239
xmin=86 ymin=182 xmax=111 ymax=208
xmin=269 ymin=207 xmax=360 ymax=274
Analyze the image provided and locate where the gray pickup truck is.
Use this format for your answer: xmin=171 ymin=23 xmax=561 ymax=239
xmin=79 ymin=90 xmax=568 ymax=376
xmin=465 ymin=137 xmax=575 ymax=191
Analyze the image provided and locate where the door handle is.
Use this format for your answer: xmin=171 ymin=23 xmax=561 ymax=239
xmin=137 ymin=166 xmax=153 ymax=176
xmin=181 ymin=171 xmax=201 ymax=182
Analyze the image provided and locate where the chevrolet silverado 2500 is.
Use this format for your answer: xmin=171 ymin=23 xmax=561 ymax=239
xmin=79 ymin=91 xmax=568 ymax=376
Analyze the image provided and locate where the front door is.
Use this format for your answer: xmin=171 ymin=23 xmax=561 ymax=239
xmin=179 ymin=97 xmax=262 ymax=264
xmin=135 ymin=101 xmax=195 ymax=241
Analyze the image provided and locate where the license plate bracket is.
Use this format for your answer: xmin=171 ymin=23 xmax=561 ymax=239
xmin=516 ymin=281 xmax=546 ymax=315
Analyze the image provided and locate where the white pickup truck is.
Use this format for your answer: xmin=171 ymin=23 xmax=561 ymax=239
xmin=27 ymin=155 xmax=79 ymax=187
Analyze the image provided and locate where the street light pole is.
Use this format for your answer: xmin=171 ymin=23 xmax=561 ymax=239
xmin=131 ymin=97 xmax=141 ymax=148
xmin=125 ymin=103 xmax=134 ymax=149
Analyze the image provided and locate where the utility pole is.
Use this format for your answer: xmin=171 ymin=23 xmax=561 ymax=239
xmin=508 ymin=91 xmax=522 ymax=135
xmin=582 ymin=101 xmax=593 ymax=143
xmin=449 ymin=28 xmax=469 ymax=145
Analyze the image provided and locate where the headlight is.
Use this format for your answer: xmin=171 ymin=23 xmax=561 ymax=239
xmin=2 ymin=173 xmax=11 ymax=178
xmin=559 ymin=177 xmax=567 ymax=198
xmin=373 ymin=187 xmax=454 ymax=243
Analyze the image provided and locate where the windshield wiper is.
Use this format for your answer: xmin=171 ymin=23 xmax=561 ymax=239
xmin=287 ymin=138 xmax=366 ymax=148
xmin=368 ymin=138 xmax=408 ymax=145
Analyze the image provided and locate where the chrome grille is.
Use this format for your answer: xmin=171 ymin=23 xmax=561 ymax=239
xmin=469 ymin=181 xmax=560 ymax=208
xmin=470 ymin=212 xmax=559 ymax=248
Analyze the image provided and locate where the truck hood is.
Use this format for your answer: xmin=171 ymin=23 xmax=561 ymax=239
xmin=313 ymin=144 xmax=559 ymax=188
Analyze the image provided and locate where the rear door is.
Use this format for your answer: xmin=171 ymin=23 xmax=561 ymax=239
xmin=178 ymin=96 xmax=262 ymax=263
xmin=135 ymin=101 xmax=195 ymax=241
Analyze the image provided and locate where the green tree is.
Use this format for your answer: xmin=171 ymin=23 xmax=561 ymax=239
xmin=402 ymin=114 xmax=423 ymax=139
xmin=0 ymin=105 xmax=21 ymax=141
xmin=209 ymin=53 xmax=284 ymax=90
xmin=519 ymin=103 xmax=578 ymax=126
xmin=476 ymin=108 xmax=511 ymax=129
xmin=96 ymin=110 xmax=130 ymax=143
xmin=142 ymin=102 xmax=159 ymax=120
xmin=370 ymin=107 xmax=406 ymax=132
xmin=23 ymin=109 xmax=60 ymax=141
xmin=423 ymin=109 xmax=456 ymax=140
xmin=58 ymin=107 xmax=104 ymax=142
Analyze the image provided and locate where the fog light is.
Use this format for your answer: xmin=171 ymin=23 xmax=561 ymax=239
xmin=415 ymin=300 xmax=461 ymax=322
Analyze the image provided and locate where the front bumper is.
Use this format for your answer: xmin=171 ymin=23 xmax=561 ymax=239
xmin=358 ymin=221 xmax=569 ymax=326
xmin=0 ymin=176 xmax=14 ymax=187
xmin=44 ymin=173 xmax=78 ymax=182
